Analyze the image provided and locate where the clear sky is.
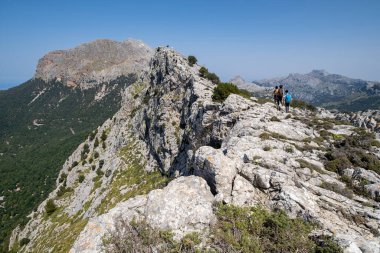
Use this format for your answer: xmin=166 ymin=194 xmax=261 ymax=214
xmin=1 ymin=0 xmax=380 ymax=89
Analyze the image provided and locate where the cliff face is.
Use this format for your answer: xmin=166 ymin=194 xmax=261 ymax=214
xmin=10 ymin=46 xmax=380 ymax=253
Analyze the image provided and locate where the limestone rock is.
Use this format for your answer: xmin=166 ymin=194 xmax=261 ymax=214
xmin=35 ymin=39 xmax=153 ymax=87
xmin=70 ymin=176 xmax=215 ymax=253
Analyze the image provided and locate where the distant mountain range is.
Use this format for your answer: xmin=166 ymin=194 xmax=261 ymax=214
xmin=231 ymin=70 xmax=380 ymax=112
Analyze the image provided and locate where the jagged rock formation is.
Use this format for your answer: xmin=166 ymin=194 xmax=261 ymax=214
xmin=338 ymin=110 xmax=380 ymax=135
xmin=9 ymin=44 xmax=380 ymax=253
xmin=250 ymin=70 xmax=380 ymax=111
xmin=35 ymin=39 xmax=153 ymax=88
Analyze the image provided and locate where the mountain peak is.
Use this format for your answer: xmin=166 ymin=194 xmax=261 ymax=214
xmin=309 ymin=69 xmax=329 ymax=77
xmin=34 ymin=38 xmax=153 ymax=87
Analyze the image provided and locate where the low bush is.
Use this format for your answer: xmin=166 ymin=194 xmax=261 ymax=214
xmin=19 ymin=238 xmax=30 ymax=247
xmin=270 ymin=116 xmax=281 ymax=122
xmin=94 ymin=138 xmax=99 ymax=148
xmin=297 ymin=159 xmax=324 ymax=174
xmin=263 ymin=145 xmax=272 ymax=151
xmin=45 ymin=199 xmax=57 ymax=215
xmin=292 ymin=99 xmax=317 ymax=112
xmin=371 ymin=140 xmax=380 ymax=148
xmin=285 ymin=146 xmax=294 ymax=153
xmin=320 ymin=181 xmax=354 ymax=199
xmin=187 ymin=55 xmax=197 ymax=66
xmin=259 ymin=132 xmax=270 ymax=140
xmin=198 ymin=66 xmax=220 ymax=84
xmin=78 ymin=174 xmax=85 ymax=183
xmin=210 ymin=204 xmax=316 ymax=253
xmin=212 ymin=83 xmax=251 ymax=102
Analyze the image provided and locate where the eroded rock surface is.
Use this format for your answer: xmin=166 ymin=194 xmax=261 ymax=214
xmin=70 ymin=176 xmax=214 ymax=253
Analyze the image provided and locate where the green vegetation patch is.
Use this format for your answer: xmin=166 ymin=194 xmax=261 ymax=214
xmin=319 ymin=181 xmax=354 ymax=199
xmin=291 ymin=99 xmax=317 ymax=112
xmin=103 ymin=204 xmax=342 ymax=253
xmin=96 ymin=138 xmax=170 ymax=214
xmin=212 ymin=83 xmax=251 ymax=102
xmin=296 ymin=159 xmax=325 ymax=174
xmin=187 ymin=55 xmax=197 ymax=66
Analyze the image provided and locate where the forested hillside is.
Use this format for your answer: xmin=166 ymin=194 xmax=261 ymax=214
xmin=0 ymin=75 xmax=135 ymax=251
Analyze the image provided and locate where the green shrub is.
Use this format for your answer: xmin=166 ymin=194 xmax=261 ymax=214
xmin=263 ymin=145 xmax=271 ymax=151
xmin=325 ymin=157 xmax=352 ymax=174
xmin=19 ymin=237 xmax=30 ymax=246
xmin=320 ymin=181 xmax=354 ymax=199
xmin=94 ymin=138 xmax=99 ymax=148
xmin=199 ymin=66 xmax=208 ymax=77
xmin=285 ymin=146 xmax=294 ymax=153
xmin=259 ymin=132 xmax=270 ymax=140
xmin=101 ymin=130 xmax=108 ymax=141
xmin=96 ymin=168 xmax=104 ymax=177
xmin=89 ymin=129 xmax=98 ymax=141
xmin=198 ymin=66 xmax=221 ymax=84
xmin=270 ymin=116 xmax=281 ymax=122
xmin=187 ymin=55 xmax=197 ymax=66
xmin=292 ymin=99 xmax=316 ymax=111
xmin=78 ymin=174 xmax=85 ymax=183
xmin=371 ymin=140 xmax=380 ymax=148
xmin=72 ymin=161 xmax=79 ymax=168
xmin=297 ymin=159 xmax=324 ymax=174
xmin=83 ymin=144 xmax=90 ymax=153
xmin=94 ymin=151 xmax=99 ymax=159
xmin=102 ymin=142 xmax=107 ymax=149
xmin=59 ymin=173 xmax=67 ymax=183
xmin=45 ymin=199 xmax=57 ymax=215
xmin=99 ymin=159 xmax=105 ymax=168
xmin=212 ymin=83 xmax=251 ymax=102
xmin=210 ymin=204 xmax=316 ymax=253
xmin=313 ymin=235 xmax=343 ymax=253
xmin=206 ymin=72 xmax=220 ymax=84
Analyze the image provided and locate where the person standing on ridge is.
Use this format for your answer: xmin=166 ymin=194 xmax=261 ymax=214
xmin=278 ymin=84 xmax=284 ymax=108
xmin=273 ymin=86 xmax=280 ymax=110
xmin=284 ymin=90 xmax=292 ymax=113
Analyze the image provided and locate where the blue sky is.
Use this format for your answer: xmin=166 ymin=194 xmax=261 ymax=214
xmin=1 ymin=0 xmax=380 ymax=89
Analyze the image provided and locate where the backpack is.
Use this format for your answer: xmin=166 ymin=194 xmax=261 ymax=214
xmin=274 ymin=88 xmax=280 ymax=95
xmin=285 ymin=94 xmax=292 ymax=103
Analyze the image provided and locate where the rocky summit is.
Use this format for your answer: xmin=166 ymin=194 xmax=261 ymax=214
xmin=8 ymin=42 xmax=380 ymax=253
xmin=35 ymin=39 xmax=153 ymax=88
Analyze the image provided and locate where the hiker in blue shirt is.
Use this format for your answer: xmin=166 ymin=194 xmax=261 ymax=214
xmin=284 ymin=90 xmax=292 ymax=113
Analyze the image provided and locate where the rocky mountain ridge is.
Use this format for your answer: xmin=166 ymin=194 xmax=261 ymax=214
xmin=240 ymin=70 xmax=380 ymax=111
xmin=8 ymin=45 xmax=380 ymax=253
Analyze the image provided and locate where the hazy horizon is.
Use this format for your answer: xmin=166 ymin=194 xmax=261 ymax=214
xmin=1 ymin=0 xmax=380 ymax=89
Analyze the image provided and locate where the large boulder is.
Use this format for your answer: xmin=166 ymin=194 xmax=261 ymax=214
xmin=70 ymin=176 xmax=215 ymax=253
xmin=194 ymin=146 xmax=237 ymax=202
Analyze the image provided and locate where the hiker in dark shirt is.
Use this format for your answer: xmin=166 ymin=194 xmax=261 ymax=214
xmin=273 ymin=85 xmax=283 ymax=111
